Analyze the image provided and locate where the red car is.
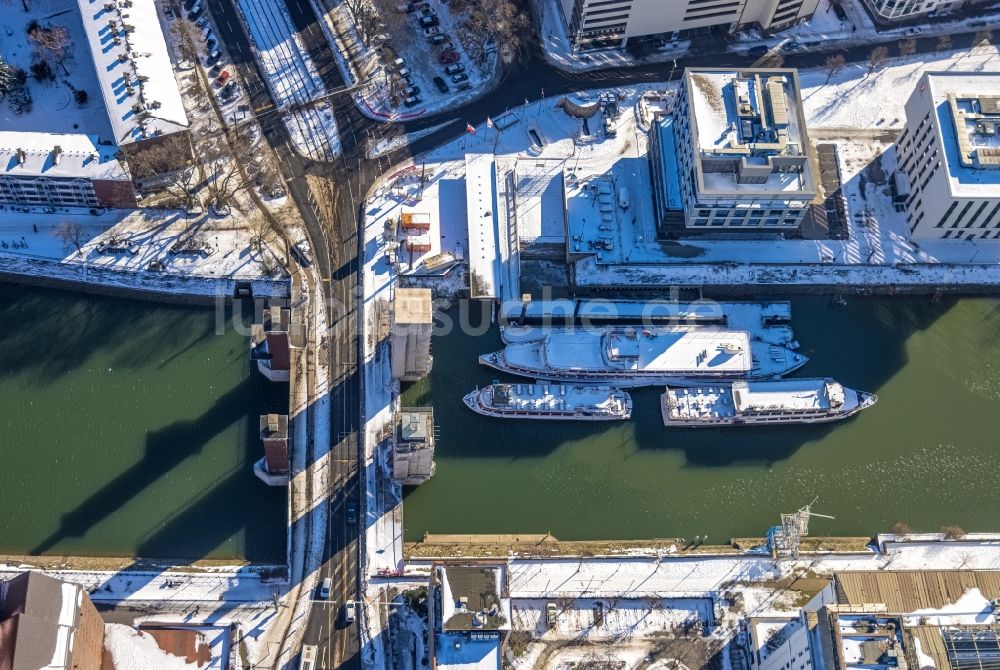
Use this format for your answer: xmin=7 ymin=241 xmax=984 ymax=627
xmin=216 ymin=70 xmax=230 ymax=85
xmin=438 ymin=50 xmax=459 ymax=64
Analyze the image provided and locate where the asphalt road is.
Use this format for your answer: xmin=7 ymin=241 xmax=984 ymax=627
xmin=203 ymin=0 xmax=992 ymax=665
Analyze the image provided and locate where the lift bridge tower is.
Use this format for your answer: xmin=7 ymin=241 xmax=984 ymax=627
xmin=767 ymin=500 xmax=835 ymax=559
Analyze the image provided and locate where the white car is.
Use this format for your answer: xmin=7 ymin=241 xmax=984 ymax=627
xmin=319 ymin=578 xmax=331 ymax=600
xmin=904 ymin=27 xmax=922 ymax=36
xmin=343 ymin=600 xmax=357 ymax=624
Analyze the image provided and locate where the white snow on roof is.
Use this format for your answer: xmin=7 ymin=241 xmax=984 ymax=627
xmin=435 ymin=632 xmax=501 ymax=670
xmin=903 ymin=588 xmax=996 ymax=626
xmin=466 ymin=154 xmax=501 ymax=299
xmin=77 ymin=0 xmax=188 ymax=145
xmin=684 ymin=69 xmax=815 ymax=196
xmin=104 ymin=623 xmax=201 ymax=670
xmin=923 ymin=72 xmax=1000 ymax=196
xmin=731 ymin=378 xmax=842 ymax=412
xmin=0 ymin=132 xmax=127 ymax=180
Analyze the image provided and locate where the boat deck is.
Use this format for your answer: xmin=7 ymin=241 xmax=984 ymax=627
xmin=486 ymin=383 xmax=627 ymax=412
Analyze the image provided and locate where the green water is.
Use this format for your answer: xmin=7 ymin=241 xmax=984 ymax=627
xmin=401 ymin=297 xmax=1000 ymax=542
xmin=0 ymin=284 xmax=286 ymax=562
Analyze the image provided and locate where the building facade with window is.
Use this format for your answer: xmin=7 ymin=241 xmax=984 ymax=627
xmin=559 ymin=0 xmax=820 ymax=51
xmin=0 ymin=132 xmax=136 ymax=209
xmin=896 ymin=72 xmax=1000 ymax=241
xmin=655 ymin=67 xmax=816 ymax=236
xmin=861 ymin=0 xmax=985 ymax=23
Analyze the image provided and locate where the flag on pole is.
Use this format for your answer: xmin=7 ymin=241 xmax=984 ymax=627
xmin=466 ymin=122 xmax=476 ymax=134
xmin=541 ymin=87 xmax=545 ymax=98
xmin=524 ymin=98 xmax=530 ymax=107
xmin=486 ymin=116 xmax=494 ymax=129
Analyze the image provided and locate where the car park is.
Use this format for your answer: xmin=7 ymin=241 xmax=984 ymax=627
xmin=404 ymin=86 xmax=421 ymax=96
xmin=432 ymin=76 xmax=449 ymax=93
xmin=206 ymin=36 xmax=217 ymax=50
xmin=439 ymin=50 xmax=459 ymax=64
xmin=184 ymin=0 xmax=196 ymax=9
xmin=397 ymin=66 xmax=410 ymax=78
xmin=403 ymin=95 xmax=421 ymax=107
xmin=419 ymin=5 xmax=434 ymax=15
xmin=217 ymin=70 xmax=230 ymax=84
xmin=782 ymin=40 xmax=801 ymax=52
xmin=196 ymin=16 xmax=209 ymax=28
xmin=451 ymin=72 xmax=467 ymax=83
xmin=186 ymin=8 xmax=201 ymax=20
xmin=455 ymin=82 xmax=471 ymax=91
xmin=444 ymin=63 xmax=464 ymax=74
xmin=209 ymin=62 xmax=223 ymax=76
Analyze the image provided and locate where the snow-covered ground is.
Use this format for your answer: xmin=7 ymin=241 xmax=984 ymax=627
xmin=388 ymin=44 xmax=1000 ymax=291
xmin=234 ymin=0 xmax=342 ymax=159
xmin=315 ymin=0 xmax=500 ymax=121
xmin=0 ymin=0 xmax=114 ymax=137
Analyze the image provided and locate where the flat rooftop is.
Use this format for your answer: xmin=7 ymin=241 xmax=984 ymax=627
xmin=77 ymin=0 xmax=188 ymax=145
xmin=394 ymin=288 xmax=433 ymax=325
xmin=924 ymin=73 xmax=1000 ymax=195
xmin=683 ymin=68 xmax=815 ymax=197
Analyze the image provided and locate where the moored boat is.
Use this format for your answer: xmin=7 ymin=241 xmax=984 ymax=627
xmin=463 ymin=382 xmax=632 ymax=420
xmin=480 ymin=326 xmax=808 ymax=388
xmin=660 ymin=378 xmax=876 ymax=427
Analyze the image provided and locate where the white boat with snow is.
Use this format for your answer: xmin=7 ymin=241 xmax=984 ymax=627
xmin=479 ymin=327 xmax=808 ymax=388
xmin=660 ymin=378 xmax=876 ymax=427
xmin=463 ymin=382 xmax=632 ymax=421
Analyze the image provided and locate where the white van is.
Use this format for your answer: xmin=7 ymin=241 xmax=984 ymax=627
xmin=319 ymin=577 xmax=332 ymax=600
xmin=618 ymin=186 xmax=630 ymax=210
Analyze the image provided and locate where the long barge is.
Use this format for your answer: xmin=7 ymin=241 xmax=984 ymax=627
xmin=463 ymin=383 xmax=632 ymax=420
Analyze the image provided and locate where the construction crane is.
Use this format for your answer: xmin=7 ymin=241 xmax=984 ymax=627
xmin=767 ymin=499 xmax=835 ymax=559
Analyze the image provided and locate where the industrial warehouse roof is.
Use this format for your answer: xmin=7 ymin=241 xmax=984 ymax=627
xmin=834 ymin=571 xmax=1000 ymax=612
xmin=77 ymin=0 xmax=189 ymax=145
xmin=0 ymin=132 xmax=128 ymax=181
xmin=0 ymin=572 xmax=82 ymax=670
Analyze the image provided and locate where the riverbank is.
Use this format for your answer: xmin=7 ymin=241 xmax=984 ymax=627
xmin=403 ymin=534 xmax=873 ymax=559
xmin=1 ymin=255 xmax=288 ymax=304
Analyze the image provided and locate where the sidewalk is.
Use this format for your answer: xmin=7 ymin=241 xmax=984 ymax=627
xmin=533 ymin=0 xmax=1000 ymax=73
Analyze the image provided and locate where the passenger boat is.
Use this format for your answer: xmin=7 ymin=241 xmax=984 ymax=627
xmin=660 ymin=378 xmax=876 ymax=426
xmin=479 ymin=327 xmax=808 ymax=388
xmin=463 ymin=382 xmax=632 ymax=420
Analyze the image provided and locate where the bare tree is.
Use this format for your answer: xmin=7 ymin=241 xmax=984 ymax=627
xmin=824 ymin=53 xmax=846 ymax=83
xmin=936 ymin=34 xmax=953 ymax=52
xmin=866 ymin=45 xmax=888 ymax=76
xmin=889 ymin=520 xmax=912 ymax=535
xmin=897 ymin=37 xmax=917 ymax=58
xmin=29 ymin=25 xmax=71 ymax=75
xmin=941 ymin=524 xmax=966 ymax=540
xmin=451 ymin=0 xmax=531 ymax=66
xmin=54 ymin=220 xmax=85 ymax=253
xmin=248 ymin=211 xmax=275 ymax=252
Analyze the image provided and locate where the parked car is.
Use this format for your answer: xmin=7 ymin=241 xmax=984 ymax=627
xmin=343 ymin=600 xmax=357 ymax=624
xmin=455 ymin=82 xmax=471 ymax=91
xmin=398 ymin=73 xmax=414 ymax=86
xmin=432 ymin=75 xmax=449 ymax=93
xmin=403 ymin=95 xmax=422 ymax=107
xmin=195 ymin=16 xmax=209 ymax=28
xmin=184 ymin=0 xmax=197 ymax=9
xmin=206 ymin=36 xmax=218 ymax=50
xmin=419 ymin=14 xmax=438 ymax=27
xmin=747 ymin=45 xmax=769 ymax=58
xmin=450 ymin=72 xmax=468 ymax=83
xmin=216 ymin=69 xmax=230 ymax=83
xmin=206 ymin=49 xmax=222 ymax=66
xmin=430 ymin=32 xmax=450 ymax=45
xmin=319 ymin=578 xmax=331 ymax=600
xmin=209 ymin=62 xmax=224 ymax=76
xmin=439 ymin=50 xmax=460 ymax=64
xmin=220 ymin=82 xmax=237 ymax=99
xmin=404 ymin=85 xmax=421 ymax=96
xmin=904 ymin=26 xmax=922 ymax=36
xmin=423 ymin=25 xmax=440 ymax=36
xmin=186 ymin=8 xmax=202 ymax=20
xmin=397 ymin=66 xmax=411 ymax=78
xmin=346 ymin=501 xmax=358 ymax=524
xmin=419 ymin=5 xmax=434 ymax=15
xmin=444 ymin=62 xmax=464 ymax=75
xmin=781 ymin=40 xmax=801 ymax=52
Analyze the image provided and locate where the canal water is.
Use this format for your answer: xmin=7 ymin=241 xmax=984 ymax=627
xmin=402 ymin=296 xmax=1000 ymax=542
xmin=0 ymin=283 xmax=286 ymax=562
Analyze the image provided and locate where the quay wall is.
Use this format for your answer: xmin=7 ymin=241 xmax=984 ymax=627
xmin=0 ymin=255 xmax=288 ymax=305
